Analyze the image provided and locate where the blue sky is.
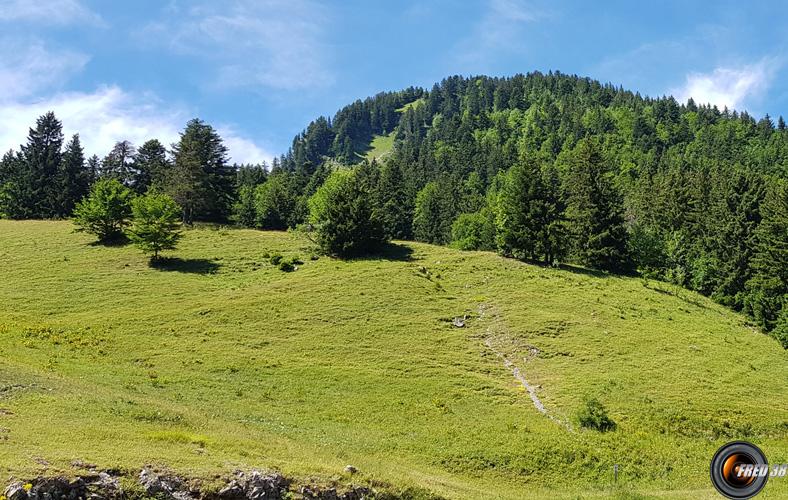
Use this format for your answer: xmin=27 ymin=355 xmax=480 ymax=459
xmin=1 ymin=0 xmax=787 ymax=164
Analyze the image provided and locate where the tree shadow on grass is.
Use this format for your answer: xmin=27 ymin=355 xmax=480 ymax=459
xmin=345 ymin=242 xmax=415 ymax=262
xmin=87 ymin=235 xmax=130 ymax=247
xmin=555 ymin=263 xmax=616 ymax=279
xmin=149 ymin=257 xmax=221 ymax=274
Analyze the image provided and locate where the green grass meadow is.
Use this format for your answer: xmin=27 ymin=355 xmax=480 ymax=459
xmin=0 ymin=220 xmax=786 ymax=498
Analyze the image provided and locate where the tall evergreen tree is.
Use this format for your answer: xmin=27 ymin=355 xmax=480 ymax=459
xmin=171 ymin=119 xmax=234 ymax=221
xmin=745 ymin=179 xmax=788 ymax=334
xmin=377 ymin=161 xmax=411 ymax=239
xmin=566 ymin=139 xmax=631 ymax=272
xmin=413 ymin=178 xmax=457 ymax=245
xmin=0 ymin=150 xmax=24 ymax=218
xmin=19 ymin=112 xmax=64 ymax=218
xmin=495 ymin=158 xmax=566 ymax=263
xmin=58 ymin=134 xmax=89 ymax=217
xmin=133 ymin=139 xmax=169 ymax=193
xmin=165 ymin=137 xmax=207 ymax=225
xmin=102 ymin=140 xmax=136 ymax=187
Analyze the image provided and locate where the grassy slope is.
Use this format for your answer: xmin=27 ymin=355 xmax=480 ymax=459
xmin=361 ymin=98 xmax=425 ymax=161
xmin=0 ymin=221 xmax=786 ymax=499
xmin=363 ymin=132 xmax=396 ymax=161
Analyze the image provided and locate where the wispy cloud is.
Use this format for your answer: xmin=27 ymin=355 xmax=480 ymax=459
xmin=456 ymin=0 xmax=550 ymax=67
xmin=0 ymin=86 xmax=272 ymax=165
xmin=672 ymin=59 xmax=778 ymax=110
xmin=139 ymin=0 xmax=333 ymax=91
xmin=0 ymin=38 xmax=89 ymax=99
xmin=0 ymin=86 xmax=185 ymax=158
xmin=0 ymin=0 xmax=105 ymax=26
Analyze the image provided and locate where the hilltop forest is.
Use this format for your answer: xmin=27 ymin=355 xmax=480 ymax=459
xmin=1 ymin=72 xmax=786 ymax=346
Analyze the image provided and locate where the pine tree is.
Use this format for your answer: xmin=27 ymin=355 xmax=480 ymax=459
xmin=253 ymin=173 xmax=296 ymax=230
xmin=133 ymin=139 xmax=168 ymax=193
xmin=86 ymin=155 xmax=101 ymax=186
xmin=0 ymin=150 xmax=24 ymax=218
xmin=101 ymin=141 xmax=136 ymax=187
xmin=566 ymin=139 xmax=631 ymax=272
xmin=58 ymin=134 xmax=89 ymax=217
xmin=413 ymin=180 xmax=457 ymax=244
xmin=745 ymin=179 xmax=788 ymax=333
xmin=171 ymin=119 xmax=234 ymax=221
xmin=377 ymin=161 xmax=411 ymax=239
xmin=233 ymin=185 xmax=257 ymax=227
xmin=164 ymin=138 xmax=207 ymax=225
xmin=496 ymin=158 xmax=565 ymax=263
xmin=20 ymin=112 xmax=64 ymax=218
xmin=308 ymin=168 xmax=386 ymax=257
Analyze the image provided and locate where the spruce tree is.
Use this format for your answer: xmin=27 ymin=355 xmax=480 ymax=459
xmin=20 ymin=112 xmax=64 ymax=218
xmin=133 ymin=139 xmax=169 ymax=193
xmin=745 ymin=179 xmax=788 ymax=333
xmin=164 ymin=138 xmax=207 ymax=225
xmin=496 ymin=158 xmax=565 ymax=263
xmin=566 ymin=139 xmax=630 ymax=272
xmin=308 ymin=168 xmax=387 ymax=257
xmin=127 ymin=191 xmax=182 ymax=260
xmin=102 ymin=140 xmax=136 ymax=186
xmin=377 ymin=161 xmax=411 ymax=239
xmin=58 ymin=134 xmax=89 ymax=217
xmin=171 ymin=119 xmax=234 ymax=221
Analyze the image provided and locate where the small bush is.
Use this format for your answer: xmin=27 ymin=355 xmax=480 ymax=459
xmin=577 ymin=397 xmax=616 ymax=432
xmin=72 ymin=179 xmax=133 ymax=242
xmin=278 ymin=259 xmax=295 ymax=272
xmin=451 ymin=209 xmax=495 ymax=251
xmin=127 ymin=191 xmax=181 ymax=260
xmin=269 ymin=253 xmax=283 ymax=265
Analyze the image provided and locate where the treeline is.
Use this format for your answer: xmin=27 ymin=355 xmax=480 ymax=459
xmin=0 ymin=112 xmax=235 ymax=224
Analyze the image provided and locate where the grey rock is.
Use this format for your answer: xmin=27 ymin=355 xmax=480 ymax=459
xmin=139 ymin=467 xmax=194 ymax=499
xmin=217 ymin=481 xmax=244 ymax=499
xmin=3 ymin=482 xmax=28 ymax=500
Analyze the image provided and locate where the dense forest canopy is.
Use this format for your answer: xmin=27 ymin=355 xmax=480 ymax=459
xmin=1 ymin=71 xmax=786 ymax=346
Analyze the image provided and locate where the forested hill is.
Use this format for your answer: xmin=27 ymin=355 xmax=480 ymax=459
xmin=0 ymin=71 xmax=785 ymax=346
xmin=272 ymin=71 xmax=787 ymax=345
xmin=282 ymin=71 xmax=788 ymax=177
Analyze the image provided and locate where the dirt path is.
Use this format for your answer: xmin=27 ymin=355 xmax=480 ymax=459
xmin=477 ymin=304 xmax=572 ymax=431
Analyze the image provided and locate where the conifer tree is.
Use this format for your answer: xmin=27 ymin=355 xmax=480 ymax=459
xmin=102 ymin=140 xmax=136 ymax=187
xmin=127 ymin=191 xmax=182 ymax=260
xmin=58 ymin=134 xmax=89 ymax=217
xmin=377 ymin=161 xmax=411 ymax=239
xmin=20 ymin=112 xmax=64 ymax=218
xmin=133 ymin=139 xmax=168 ymax=193
xmin=745 ymin=179 xmax=788 ymax=333
xmin=566 ymin=139 xmax=630 ymax=272
xmin=171 ymin=119 xmax=234 ymax=221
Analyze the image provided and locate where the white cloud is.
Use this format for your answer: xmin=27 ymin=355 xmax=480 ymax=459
xmin=219 ymin=127 xmax=275 ymax=165
xmin=0 ymin=86 xmax=184 ymax=157
xmin=0 ymin=38 xmax=89 ymax=99
xmin=0 ymin=0 xmax=104 ymax=26
xmin=672 ymin=59 xmax=776 ymax=110
xmin=0 ymin=86 xmax=271 ymax=165
xmin=139 ymin=0 xmax=332 ymax=91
